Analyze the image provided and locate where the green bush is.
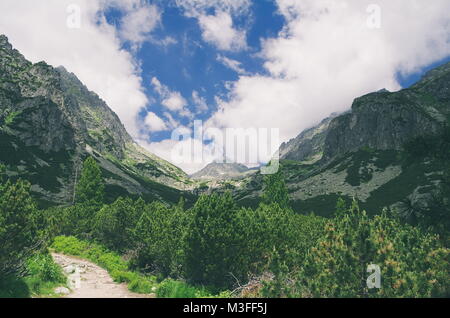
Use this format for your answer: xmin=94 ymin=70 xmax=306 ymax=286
xmin=132 ymin=201 xmax=186 ymax=277
xmin=183 ymin=173 xmax=325 ymax=291
xmin=184 ymin=192 xmax=243 ymax=289
xmin=297 ymin=200 xmax=450 ymax=298
xmin=0 ymin=252 xmax=66 ymax=298
xmin=23 ymin=253 xmax=66 ymax=296
xmin=0 ymin=276 xmax=30 ymax=298
xmin=93 ymin=197 xmax=144 ymax=251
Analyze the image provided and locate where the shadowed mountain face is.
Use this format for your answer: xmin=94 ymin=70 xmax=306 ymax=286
xmin=0 ymin=35 xmax=192 ymax=206
xmin=234 ymin=62 xmax=450 ymax=216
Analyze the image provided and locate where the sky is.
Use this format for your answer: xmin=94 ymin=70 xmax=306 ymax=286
xmin=0 ymin=0 xmax=450 ymax=174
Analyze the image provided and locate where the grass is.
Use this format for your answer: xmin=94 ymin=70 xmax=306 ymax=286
xmin=0 ymin=252 xmax=66 ymax=298
xmin=23 ymin=253 xmax=67 ymax=297
xmin=50 ymin=236 xmax=222 ymax=298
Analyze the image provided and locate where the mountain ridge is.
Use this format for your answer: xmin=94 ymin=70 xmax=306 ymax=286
xmin=0 ymin=34 xmax=192 ymax=206
xmin=191 ymin=162 xmax=256 ymax=181
xmin=232 ymin=61 xmax=450 ymax=216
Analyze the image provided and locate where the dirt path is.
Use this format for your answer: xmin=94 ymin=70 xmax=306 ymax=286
xmin=52 ymin=253 xmax=154 ymax=298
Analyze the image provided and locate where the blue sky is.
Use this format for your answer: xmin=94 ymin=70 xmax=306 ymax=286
xmin=101 ymin=0 xmax=450 ymax=149
xmin=104 ymin=0 xmax=285 ymax=143
xmin=1 ymin=0 xmax=449 ymax=173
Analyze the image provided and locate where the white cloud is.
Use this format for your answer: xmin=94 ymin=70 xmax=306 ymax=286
xmin=153 ymin=36 xmax=177 ymax=47
xmin=206 ymin=0 xmax=450 ymax=164
xmin=192 ymin=91 xmax=208 ymax=113
xmin=141 ymin=137 xmax=220 ymax=174
xmin=144 ymin=112 xmax=168 ymax=132
xmin=162 ymin=92 xmax=187 ymax=112
xmin=176 ymin=0 xmax=250 ymax=51
xmin=163 ymin=112 xmax=180 ymax=130
xmin=217 ymin=54 xmax=248 ymax=74
xmin=0 ymin=0 xmax=150 ymax=138
xmin=150 ymin=77 xmax=191 ymax=116
xmin=198 ymin=11 xmax=247 ymax=51
xmin=119 ymin=4 xmax=161 ymax=49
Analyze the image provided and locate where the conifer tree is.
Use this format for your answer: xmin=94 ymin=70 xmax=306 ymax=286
xmin=75 ymin=157 xmax=104 ymax=205
xmin=261 ymin=171 xmax=290 ymax=210
xmin=0 ymin=180 xmax=39 ymax=278
xmin=185 ymin=192 xmax=242 ymax=288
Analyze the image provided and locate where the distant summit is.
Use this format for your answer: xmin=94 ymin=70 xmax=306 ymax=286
xmin=191 ymin=162 xmax=256 ymax=181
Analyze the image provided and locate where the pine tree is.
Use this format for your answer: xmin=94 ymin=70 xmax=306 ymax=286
xmin=261 ymin=171 xmax=290 ymax=210
xmin=184 ymin=192 xmax=242 ymax=288
xmin=133 ymin=201 xmax=184 ymax=277
xmin=93 ymin=197 xmax=141 ymax=251
xmin=75 ymin=157 xmax=104 ymax=205
xmin=0 ymin=180 xmax=39 ymax=278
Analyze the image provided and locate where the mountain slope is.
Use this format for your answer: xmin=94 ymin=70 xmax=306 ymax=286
xmin=0 ymin=35 xmax=192 ymax=206
xmin=234 ymin=62 xmax=450 ymax=216
xmin=191 ymin=162 xmax=255 ymax=181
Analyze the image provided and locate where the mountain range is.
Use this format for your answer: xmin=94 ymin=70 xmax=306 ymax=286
xmin=1 ymin=34 xmax=449 ymax=215
xmin=233 ymin=62 xmax=450 ymax=215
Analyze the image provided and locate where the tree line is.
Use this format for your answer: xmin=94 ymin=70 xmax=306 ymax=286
xmin=1 ymin=157 xmax=449 ymax=297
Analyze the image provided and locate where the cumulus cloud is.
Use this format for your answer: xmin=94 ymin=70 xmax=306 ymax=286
xmin=162 ymin=93 xmax=187 ymax=112
xmin=0 ymin=0 xmax=152 ymax=138
xmin=144 ymin=112 xmax=168 ymax=132
xmin=198 ymin=11 xmax=247 ymax=51
xmin=206 ymin=0 xmax=450 ymax=164
xmin=150 ymin=77 xmax=191 ymax=115
xmin=176 ymin=0 xmax=250 ymax=51
xmin=119 ymin=4 xmax=161 ymax=49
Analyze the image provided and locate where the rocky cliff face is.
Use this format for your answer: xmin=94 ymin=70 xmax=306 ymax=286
xmin=323 ymin=84 xmax=448 ymax=161
xmin=280 ymin=62 xmax=450 ymax=164
xmin=279 ymin=114 xmax=338 ymax=163
xmin=236 ymin=62 xmax=450 ymax=216
xmin=0 ymin=35 xmax=191 ymax=206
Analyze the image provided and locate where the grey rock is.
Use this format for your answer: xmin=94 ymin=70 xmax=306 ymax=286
xmin=54 ymin=287 xmax=70 ymax=295
xmin=64 ymin=265 xmax=76 ymax=274
xmin=279 ymin=113 xmax=339 ymax=163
